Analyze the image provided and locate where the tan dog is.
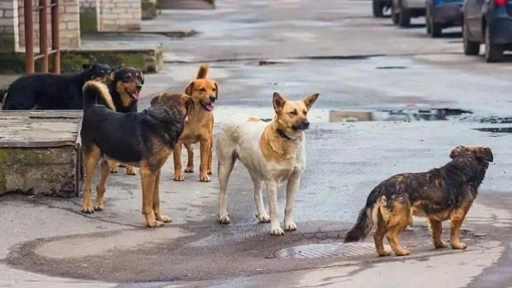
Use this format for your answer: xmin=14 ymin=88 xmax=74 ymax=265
xmin=173 ymin=64 xmax=218 ymax=182
xmin=216 ymin=92 xmax=319 ymax=236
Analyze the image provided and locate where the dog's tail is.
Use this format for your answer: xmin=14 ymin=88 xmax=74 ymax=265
xmin=196 ymin=64 xmax=209 ymax=79
xmin=344 ymin=187 xmax=384 ymax=243
xmin=82 ymin=80 xmax=116 ymax=111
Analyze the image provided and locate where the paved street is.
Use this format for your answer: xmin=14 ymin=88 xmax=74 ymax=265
xmin=2 ymin=0 xmax=512 ymax=287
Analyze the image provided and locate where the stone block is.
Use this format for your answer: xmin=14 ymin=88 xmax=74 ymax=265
xmin=0 ymin=111 xmax=83 ymax=198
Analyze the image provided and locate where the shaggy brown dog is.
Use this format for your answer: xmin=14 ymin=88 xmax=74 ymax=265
xmin=173 ymin=64 xmax=218 ymax=182
xmin=344 ymin=146 xmax=493 ymax=256
xmin=80 ymin=81 xmax=192 ymax=227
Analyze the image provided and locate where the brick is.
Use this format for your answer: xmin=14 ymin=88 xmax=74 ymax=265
xmin=4 ymin=9 xmax=13 ymax=17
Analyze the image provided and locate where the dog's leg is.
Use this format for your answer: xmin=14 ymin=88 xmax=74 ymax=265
xmin=108 ymin=160 xmax=119 ymax=173
xmin=199 ymin=138 xmax=212 ymax=182
xmin=284 ymin=170 xmax=301 ymax=231
xmin=184 ymin=143 xmax=194 ymax=173
xmin=374 ymin=212 xmax=392 ymax=256
xmin=126 ymin=165 xmax=137 ymax=176
xmin=173 ymin=142 xmax=185 ymax=181
xmin=140 ymin=166 xmax=164 ymax=228
xmin=267 ymin=181 xmax=284 ymax=236
xmin=94 ymin=159 xmax=110 ymax=211
xmin=428 ymin=218 xmax=448 ymax=248
xmin=250 ymin=173 xmax=269 ymax=223
xmin=217 ymin=153 xmax=236 ymax=224
xmin=81 ymin=146 xmax=101 ymax=214
xmin=384 ymin=201 xmax=410 ymax=256
xmin=450 ymin=201 xmax=473 ymax=250
xmin=207 ymin=134 xmax=213 ymax=175
xmin=153 ymin=169 xmax=172 ymax=223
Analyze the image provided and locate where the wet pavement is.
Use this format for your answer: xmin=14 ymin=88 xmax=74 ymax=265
xmin=2 ymin=0 xmax=512 ymax=287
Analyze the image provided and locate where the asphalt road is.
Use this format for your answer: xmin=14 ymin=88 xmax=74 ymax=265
xmin=2 ymin=0 xmax=512 ymax=287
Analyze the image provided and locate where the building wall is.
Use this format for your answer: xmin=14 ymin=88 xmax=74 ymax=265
xmin=98 ymin=0 xmax=141 ymax=31
xmin=0 ymin=0 xmax=19 ymax=52
xmin=16 ymin=0 xmax=80 ymax=53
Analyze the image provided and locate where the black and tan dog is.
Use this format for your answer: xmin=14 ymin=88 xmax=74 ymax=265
xmin=344 ymin=145 xmax=493 ymax=257
xmin=80 ymin=81 xmax=193 ymax=227
xmin=173 ymin=64 xmax=218 ymax=182
xmin=97 ymin=67 xmax=145 ymax=176
xmin=2 ymin=63 xmax=112 ymax=110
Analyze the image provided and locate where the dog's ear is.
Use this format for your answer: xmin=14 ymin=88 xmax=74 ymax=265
xmin=476 ymin=147 xmax=494 ymax=162
xmin=302 ymin=93 xmax=319 ymax=110
xmin=450 ymin=145 xmax=466 ymax=159
xmin=83 ymin=64 xmax=91 ymax=71
xmin=214 ymin=81 xmax=218 ymax=99
xmin=150 ymin=93 xmax=162 ymax=105
xmin=182 ymin=94 xmax=194 ymax=113
xmin=185 ymin=81 xmax=194 ymax=96
xmin=272 ymin=92 xmax=286 ymax=113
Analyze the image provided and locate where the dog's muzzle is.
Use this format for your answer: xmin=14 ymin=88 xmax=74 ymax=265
xmin=209 ymin=95 xmax=216 ymax=103
xmin=292 ymin=119 xmax=310 ymax=131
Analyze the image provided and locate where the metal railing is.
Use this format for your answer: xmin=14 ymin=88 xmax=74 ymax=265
xmin=23 ymin=0 xmax=60 ymax=74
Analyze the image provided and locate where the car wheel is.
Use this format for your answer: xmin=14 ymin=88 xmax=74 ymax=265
xmin=485 ymin=25 xmax=503 ymax=62
xmin=431 ymin=22 xmax=442 ymax=38
xmin=373 ymin=0 xmax=384 ymax=17
xmin=398 ymin=4 xmax=411 ymax=27
xmin=391 ymin=3 xmax=399 ymax=24
xmin=463 ymin=23 xmax=480 ymax=55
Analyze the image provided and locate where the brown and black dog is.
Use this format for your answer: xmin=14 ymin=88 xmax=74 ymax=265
xmin=80 ymin=81 xmax=193 ymax=227
xmin=344 ymin=145 xmax=493 ymax=256
xmin=99 ymin=67 xmax=145 ymax=176
xmin=173 ymin=64 xmax=218 ymax=182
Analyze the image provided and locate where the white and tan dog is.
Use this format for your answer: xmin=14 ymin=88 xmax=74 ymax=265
xmin=215 ymin=92 xmax=319 ymax=236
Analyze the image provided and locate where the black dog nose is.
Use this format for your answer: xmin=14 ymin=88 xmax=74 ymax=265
xmin=136 ymin=84 xmax=142 ymax=89
xmin=302 ymin=119 xmax=310 ymax=129
xmin=209 ymin=95 xmax=216 ymax=102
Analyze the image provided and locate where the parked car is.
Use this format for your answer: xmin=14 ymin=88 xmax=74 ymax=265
xmin=425 ymin=0 xmax=464 ymax=37
xmin=373 ymin=0 xmax=391 ymax=17
xmin=462 ymin=0 xmax=512 ymax=62
xmin=391 ymin=0 xmax=426 ymax=27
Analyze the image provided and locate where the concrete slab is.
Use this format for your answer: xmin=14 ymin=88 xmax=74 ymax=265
xmin=0 ymin=111 xmax=82 ymax=197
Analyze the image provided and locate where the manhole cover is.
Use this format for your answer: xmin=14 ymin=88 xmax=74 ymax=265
xmin=274 ymin=243 xmax=379 ymax=259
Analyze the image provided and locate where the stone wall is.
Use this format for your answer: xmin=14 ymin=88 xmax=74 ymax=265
xmin=0 ymin=0 xmax=18 ymax=52
xmin=16 ymin=0 xmax=81 ymax=52
xmin=97 ymin=0 xmax=141 ymax=31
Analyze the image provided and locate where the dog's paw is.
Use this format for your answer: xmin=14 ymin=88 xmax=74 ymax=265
xmin=109 ymin=167 xmax=119 ymax=173
xmin=284 ymin=221 xmax=297 ymax=231
xmin=270 ymin=226 xmax=284 ymax=236
xmin=218 ymin=213 xmax=231 ymax=224
xmin=199 ymin=175 xmax=211 ymax=182
xmin=394 ymin=248 xmax=410 ymax=256
xmin=173 ymin=173 xmax=185 ymax=181
xmin=256 ymin=213 xmax=271 ymax=223
xmin=147 ymin=220 xmax=165 ymax=228
xmin=434 ymin=241 xmax=448 ymax=249
xmin=156 ymin=214 xmax=172 ymax=223
xmin=378 ymin=250 xmax=392 ymax=257
xmin=81 ymin=205 xmax=95 ymax=214
xmin=451 ymin=242 xmax=467 ymax=250
xmin=126 ymin=167 xmax=137 ymax=175
xmin=184 ymin=167 xmax=194 ymax=173
xmin=93 ymin=203 xmax=104 ymax=211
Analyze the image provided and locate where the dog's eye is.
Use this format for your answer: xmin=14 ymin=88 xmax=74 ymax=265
xmin=289 ymin=110 xmax=298 ymax=116
xmin=199 ymin=88 xmax=207 ymax=92
xmin=303 ymin=110 xmax=307 ymax=115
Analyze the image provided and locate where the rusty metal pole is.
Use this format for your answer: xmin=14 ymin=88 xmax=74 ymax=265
xmin=51 ymin=0 xmax=60 ymax=74
xmin=39 ymin=0 xmax=48 ymax=73
xmin=24 ymin=0 xmax=35 ymax=74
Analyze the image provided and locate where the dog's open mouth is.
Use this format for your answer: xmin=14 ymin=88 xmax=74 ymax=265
xmin=126 ymin=88 xmax=140 ymax=100
xmin=200 ymin=100 xmax=215 ymax=111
